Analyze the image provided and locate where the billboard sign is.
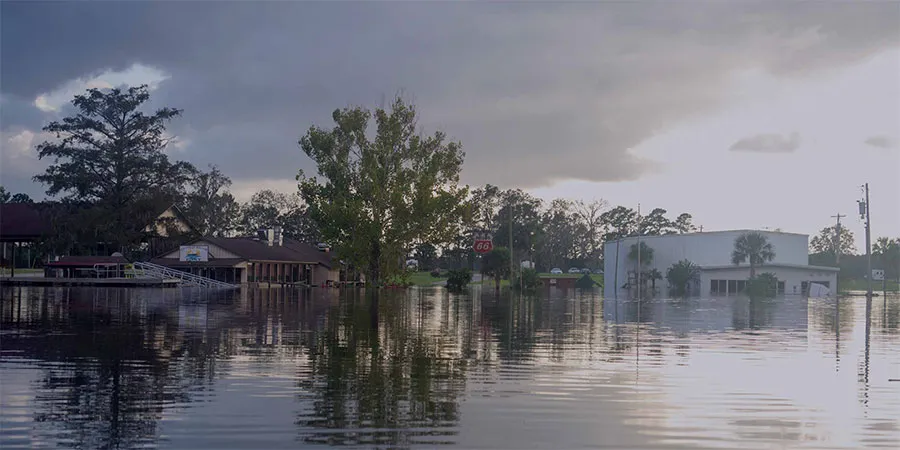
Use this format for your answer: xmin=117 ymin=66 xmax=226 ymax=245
xmin=179 ymin=245 xmax=209 ymax=262
xmin=472 ymin=230 xmax=493 ymax=254
xmin=872 ymin=269 xmax=885 ymax=281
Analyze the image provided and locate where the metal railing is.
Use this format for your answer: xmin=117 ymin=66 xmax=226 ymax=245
xmin=131 ymin=261 xmax=238 ymax=289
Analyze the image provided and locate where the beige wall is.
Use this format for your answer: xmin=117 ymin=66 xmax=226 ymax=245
xmin=145 ymin=207 xmax=193 ymax=237
xmin=312 ymin=265 xmax=340 ymax=284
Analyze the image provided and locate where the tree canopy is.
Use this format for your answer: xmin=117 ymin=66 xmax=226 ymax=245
xmin=297 ymin=97 xmax=468 ymax=284
xmin=809 ymin=225 xmax=857 ymax=257
xmin=33 ymin=85 xmax=195 ymax=253
xmin=731 ymin=232 xmax=776 ymax=278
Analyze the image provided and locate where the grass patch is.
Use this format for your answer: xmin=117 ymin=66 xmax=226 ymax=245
xmin=839 ymin=278 xmax=899 ymax=292
xmin=408 ymin=271 xmax=447 ymax=286
xmin=0 ymin=268 xmax=42 ymax=276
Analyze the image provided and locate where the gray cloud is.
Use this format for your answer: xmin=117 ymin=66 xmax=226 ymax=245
xmin=864 ymin=135 xmax=895 ymax=149
xmin=2 ymin=2 xmax=898 ymax=195
xmin=729 ymin=132 xmax=801 ymax=153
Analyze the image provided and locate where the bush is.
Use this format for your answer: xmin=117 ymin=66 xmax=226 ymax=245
xmin=430 ymin=268 xmax=441 ymax=278
xmin=666 ymin=259 xmax=701 ymax=296
xmin=746 ymin=272 xmax=778 ymax=298
xmin=513 ymin=268 xmax=542 ymax=292
xmin=446 ymin=268 xmax=472 ymax=292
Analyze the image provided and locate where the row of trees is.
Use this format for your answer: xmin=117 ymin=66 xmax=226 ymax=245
xmin=809 ymin=225 xmax=900 ymax=282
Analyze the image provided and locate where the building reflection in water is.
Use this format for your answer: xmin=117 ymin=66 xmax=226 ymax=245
xmin=1 ymin=286 xmax=898 ymax=449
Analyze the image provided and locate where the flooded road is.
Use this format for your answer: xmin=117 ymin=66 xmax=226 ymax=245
xmin=1 ymin=286 xmax=898 ymax=449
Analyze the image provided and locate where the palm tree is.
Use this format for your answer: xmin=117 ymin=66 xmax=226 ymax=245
xmin=731 ymin=232 xmax=776 ymax=279
xmin=666 ymin=259 xmax=701 ymax=296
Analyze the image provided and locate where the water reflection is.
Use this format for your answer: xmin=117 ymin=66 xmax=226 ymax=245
xmin=1 ymin=286 xmax=899 ymax=449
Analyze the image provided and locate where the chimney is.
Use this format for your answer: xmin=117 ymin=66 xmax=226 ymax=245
xmin=266 ymin=228 xmax=275 ymax=247
xmin=274 ymin=226 xmax=283 ymax=246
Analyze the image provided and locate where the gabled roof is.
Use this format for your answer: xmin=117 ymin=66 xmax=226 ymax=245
xmin=175 ymin=236 xmax=335 ymax=268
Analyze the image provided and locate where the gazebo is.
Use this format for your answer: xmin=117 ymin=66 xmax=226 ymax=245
xmin=0 ymin=203 xmax=50 ymax=277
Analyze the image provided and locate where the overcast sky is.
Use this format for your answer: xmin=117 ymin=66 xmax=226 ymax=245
xmin=2 ymin=1 xmax=898 ymax=247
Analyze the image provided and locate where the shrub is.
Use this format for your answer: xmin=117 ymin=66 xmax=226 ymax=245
xmin=446 ymin=268 xmax=472 ymax=292
xmin=666 ymin=259 xmax=701 ymax=296
xmin=513 ymin=268 xmax=542 ymax=292
xmin=430 ymin=268 xmax=441 ymax=278
xmin=746 ymin=272 xmax=778 ymax=298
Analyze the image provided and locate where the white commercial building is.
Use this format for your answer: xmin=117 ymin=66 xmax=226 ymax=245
xmin=602 ymin=230 xmax=839 ymax=298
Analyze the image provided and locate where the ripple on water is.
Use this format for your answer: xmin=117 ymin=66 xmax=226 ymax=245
xmin=1 ymin=288 xmax=899 ymax=449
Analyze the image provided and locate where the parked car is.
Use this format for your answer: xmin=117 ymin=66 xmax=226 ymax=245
xmin=593 ymin=269 xmax=604 ymax=275
xmin=550 ymin=268 xmax=563 ymax=274
xmin=568 ymin=267 xmax=581 ymax=274
xmin=581 ymin=268 xmax=592 ymax=274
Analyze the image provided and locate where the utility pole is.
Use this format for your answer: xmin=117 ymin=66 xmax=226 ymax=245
xmin=509 ymin=200 xmax=514 ymax=289
xmin=859 ymin=183 xmax=872 ymax=298
xmin=831 ymin=213 xmax=846 ymax=265
xmin=637 ymin=203 xmax=642 ymax=301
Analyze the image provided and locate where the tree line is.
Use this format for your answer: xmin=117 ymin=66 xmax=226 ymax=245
xmin=11 ymin=84 xmax=895 ymax=286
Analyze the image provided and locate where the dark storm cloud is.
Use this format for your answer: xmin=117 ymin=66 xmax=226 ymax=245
xmin=730 ymin=132 xmax=801 ymax=153
xmin=2 ymin=1 xmax=898 ymax=194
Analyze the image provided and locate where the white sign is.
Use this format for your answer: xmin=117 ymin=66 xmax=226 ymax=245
xmin=872 ymin=269 xmax=885 ymax=281
xmin=179 ymin=245 xmax=209 ymax=262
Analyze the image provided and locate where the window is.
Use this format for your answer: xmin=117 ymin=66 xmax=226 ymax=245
xmin=736 ymin=280 xmax=746 ymax=293
xmin=710 ymin=279 xmax=718 ymax=294
xmin=728 ymin=280 xmax=737 ymax=294
xmin=777 ymin=281 xmax=785 ymax=294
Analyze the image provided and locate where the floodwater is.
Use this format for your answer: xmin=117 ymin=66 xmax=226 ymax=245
xmin=1 ymin=286 xmax=898 ymax=449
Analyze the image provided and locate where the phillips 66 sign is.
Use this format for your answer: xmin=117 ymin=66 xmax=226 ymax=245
xmin=473 ymin=230 xmax=493 ymax=254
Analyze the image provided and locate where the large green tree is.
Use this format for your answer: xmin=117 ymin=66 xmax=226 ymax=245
xmin=297 ymin=97 xmax=467 ymax=284
xmin=600 ymin=206 xmax=639 ymax=242
xmin=731 ymin=231 xmax=776 ymax=278
xmin=873 ymin=237 xmax=900 ymax=283
xmin=181 ymin=165 xmax=241 ymax=237
xmin=33 ymin=85 xmax=195 ymax=253
xmin=481 ymin=247 xmax=511 ymax=290
xmin=809 ymin=225 xmax=857 ymax=257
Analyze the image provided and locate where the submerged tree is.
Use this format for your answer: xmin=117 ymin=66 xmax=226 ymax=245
xmin=481 ymin=247 xmax=511 ymax=290
xmin=666 ymin=259 xmax=701 ymax=296
xmin=33 ymin=85 xmax=195 ymax=252
xmin=731 ymin=232 xmax=776 ymax=278
xmin=298 ymin=97 xmax=468 ymax=285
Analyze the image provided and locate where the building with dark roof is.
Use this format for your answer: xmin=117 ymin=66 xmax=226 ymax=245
xmin=151 ymin=230 xmax=340 ymax=285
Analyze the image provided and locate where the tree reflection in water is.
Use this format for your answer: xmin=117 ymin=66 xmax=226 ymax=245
xmin=295 ymin=289 xmax=467 ymax=447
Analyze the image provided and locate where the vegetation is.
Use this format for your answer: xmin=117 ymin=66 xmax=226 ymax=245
xmin=809 ymin=225 xmax=857 ymax=258
xmin=746 ymin=272 xmax=779 ymax=298
xmin=874 ymin=237 xmax=900 ymax=284
xmin=512 ymin=267 xmax=541 ymax=292
xmin=445 ymin=269 xmax=472 ymax=292
xmin=666 ymin=259 xmax=700 ymax=296
xmin=628 ymin=241 xmax=654 ymax=270
xmin=0 ymin=187 xmax=32 ymax=203
xmin=481 ymin=247 xmax=511 ymax=290
xmin=731 ymin=232 xmax=776 ymax=278
xmin=297 ymin=97 xmax=468 ymax=286
xmin=32 ymin=85 xmax=196 ymax=255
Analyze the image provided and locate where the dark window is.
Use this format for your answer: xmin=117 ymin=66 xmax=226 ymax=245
xmin=777 ymin=281 xmax=785 ymax=294
xmin=728 ymin=280 xmax=737 ymax=294
xmin=711 ymin=279 xmax=718 ymax=294
xmin=737 ymin=280 xmax=746 ymax=292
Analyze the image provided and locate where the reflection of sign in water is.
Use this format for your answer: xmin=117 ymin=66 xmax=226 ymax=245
xmin=179 ymin=245 xmax=209 ymax=262
xmin=872 ymin=269 xmax=885 ymax=281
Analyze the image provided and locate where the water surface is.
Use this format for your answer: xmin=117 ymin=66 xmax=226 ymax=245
xmin=1 ymin=286 xmax=898 ymax=449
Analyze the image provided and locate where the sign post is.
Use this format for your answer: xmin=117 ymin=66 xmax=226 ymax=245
xmin=872 ymin=269 xmax=885 ymax=298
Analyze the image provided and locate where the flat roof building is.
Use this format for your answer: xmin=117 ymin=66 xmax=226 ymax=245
xmin=603 ymin=230 xmax=838 ymax=298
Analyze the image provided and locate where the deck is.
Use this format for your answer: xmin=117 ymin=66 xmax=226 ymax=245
xmin=0 ymin=277 xmax=182 ymax=287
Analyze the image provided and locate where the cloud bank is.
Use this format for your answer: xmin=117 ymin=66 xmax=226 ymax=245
xmin=2 ymin=2 xmax=898 ymax=197
xmin=729 ymin=132 xmax=801 ymax=153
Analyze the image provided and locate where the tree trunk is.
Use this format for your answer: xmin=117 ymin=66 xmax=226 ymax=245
xmin=369 ymin=240 xmax=381 ymax=286
xmin=495 ymin=275 xmax=501 ymax=291
xmin=749 ymin=263 xmax=756 ymax=279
